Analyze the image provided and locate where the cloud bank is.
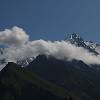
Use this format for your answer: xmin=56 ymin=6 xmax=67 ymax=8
xmin=0 ymin=26 xmax=100 ymax=70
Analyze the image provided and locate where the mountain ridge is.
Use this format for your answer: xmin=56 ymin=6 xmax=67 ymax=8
xmin=26 ymin=54 xmax=100 ymax=100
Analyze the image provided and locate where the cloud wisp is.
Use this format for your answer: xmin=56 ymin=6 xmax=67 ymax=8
xmin=0 ymin=26 xmax=100 ymax=70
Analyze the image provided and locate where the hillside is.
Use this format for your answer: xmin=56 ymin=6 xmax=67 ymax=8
xmin=27 ymin=55 xmax=100 ymax=100
xmin=0 ymin=62 xmax=84 ymax=100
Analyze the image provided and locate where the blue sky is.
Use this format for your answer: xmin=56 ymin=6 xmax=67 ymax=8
xmin=0 ymin=0 xmax=100 ymax=42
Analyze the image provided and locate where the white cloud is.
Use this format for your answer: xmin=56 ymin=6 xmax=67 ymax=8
xmin=0 ymin=26 xmax=100 ymax=70
xmin=0 ymin=26 xmax=29 ymax=47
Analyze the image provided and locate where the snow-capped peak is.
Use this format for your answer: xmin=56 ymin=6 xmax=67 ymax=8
xmin=65 ymin=33 xmax=99 ymax=55
xmin=66 ymin=32 xmax=81 ymax=40
xmin=65 ymin=32 xmax=84 ymax=46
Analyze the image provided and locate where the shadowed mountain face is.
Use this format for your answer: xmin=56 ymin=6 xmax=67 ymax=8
xmin=27 ymin=55 xmax=100 ymax=100
xmin=0 ymin=56 xmax=100 ymax=100
xmin=0 ymin=62 xmax=85 ymax=100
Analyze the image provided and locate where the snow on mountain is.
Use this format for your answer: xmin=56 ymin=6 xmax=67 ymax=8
xmin=0 ymin=48 xmax=34 ymax=69
xmin=85 ymin=41 xmax=97 ymax=49
xmin=65 ymin=33 xmax=99 ymax=55
xmin=17 ymin=57 xmax=34 ymax=67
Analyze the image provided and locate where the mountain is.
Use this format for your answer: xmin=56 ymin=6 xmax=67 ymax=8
xmin=65 ymin=33 xmax=99 ymax=55
xmin=27 ymin=54 xmax=100 ymax=100
xmin=0 ymin=62 xmax=80 ymax=100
